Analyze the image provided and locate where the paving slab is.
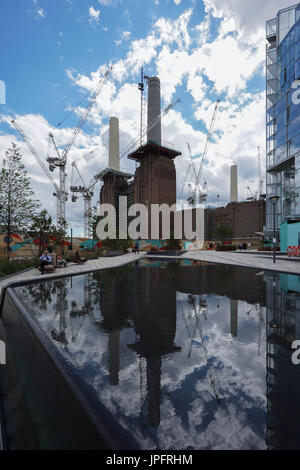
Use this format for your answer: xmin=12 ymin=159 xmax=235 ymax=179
xmin=0 ymin=253 xmax=145 ymax=297
xmin=180 ymin=250 xmax=300 ymax=274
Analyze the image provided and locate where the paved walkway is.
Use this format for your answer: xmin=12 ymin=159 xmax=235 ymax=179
xmin=181 ymin=250 xmax=300 ymax=274
xmin=1 ymin=250 xmax=300 ymax=297
xmin=0 ymin=253 xmax=145 ymax=297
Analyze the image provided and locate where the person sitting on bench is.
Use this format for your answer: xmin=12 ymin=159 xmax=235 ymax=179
xmin=75 ymin=249 xmax=87 ymax=264
xmin=57 ymin=255 xmax=67 ymax=268
xmin=40 ymin=250 xmax=52 ymax=274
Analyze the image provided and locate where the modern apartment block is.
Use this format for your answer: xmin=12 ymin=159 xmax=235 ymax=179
xmin=266 ymin=3 xmax=300 ymax=249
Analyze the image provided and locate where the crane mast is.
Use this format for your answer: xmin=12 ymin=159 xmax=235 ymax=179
xmin=257 ymin=145 xmax=263 ymax=198
xmin=70 ymin=161 xmax=98 ymax=238
xmin=190 ymin=99 xmax=219 ymax=206
xmin=11 ymin=119 xmax=65 ymax=225
xmin=46 ymin=66 xmax=112 ymax=225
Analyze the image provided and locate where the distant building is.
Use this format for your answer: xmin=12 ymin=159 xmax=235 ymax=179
xmin=265 ymin=3 xmax=300 ymax=249
xmin=206 ymin=200 xmax=266 ymax=243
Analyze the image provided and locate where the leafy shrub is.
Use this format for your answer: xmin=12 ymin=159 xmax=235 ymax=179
xmin=0 ymin=259 xmax=37 ymax=278
xmin=215 ymin=244 xmax=237 ymax=251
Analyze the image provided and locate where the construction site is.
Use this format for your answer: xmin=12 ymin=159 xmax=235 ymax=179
xmin=7 ymin=65 xmax=267 ymax=255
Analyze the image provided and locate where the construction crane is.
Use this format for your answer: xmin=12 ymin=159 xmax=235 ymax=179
xmin=184 ymin=142 xmax=208 ymax=205
xmin=11 ymin=120 xmax=63 ymax=224
xmin=246 ymin=185 xmax=256 ymax=201
xmin=187 ymin=99 xmax=220 ymax=207
xmin=257 ymin=145 xmax=264 ymax=198
xmin=12 ymin=67 xmax=112 ymax=228
xmin=47 ymin=66 xmax=112 ymax=225
xmin=70 ymin=161 xmax=99 ymax=238
xmin=48 ymin=66 xmax=112 ymax=226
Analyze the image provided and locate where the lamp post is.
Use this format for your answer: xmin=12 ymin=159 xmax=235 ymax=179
xmin=269 ymin=195 xmax=279 ymax=264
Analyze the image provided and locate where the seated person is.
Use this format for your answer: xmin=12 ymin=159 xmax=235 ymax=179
xmin=57 ymin=255 xmax=67 ymax=268
xmin=39 ymin=250 xmax=52 ymax=274
xmin=75 ymin=249 xmax=87 ymax=264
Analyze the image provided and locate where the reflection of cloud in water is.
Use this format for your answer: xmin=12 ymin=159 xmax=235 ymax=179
xmin=13 ymin=267 xmax=268 ymax=450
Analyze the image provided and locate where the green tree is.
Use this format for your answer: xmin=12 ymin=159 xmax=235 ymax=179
xmin=213 ymin=225 xmax=233 ymax=245
xmin=0 ymin=143 xmax=39 ymax=257
xmin=54 ymin=218 xmax=69 ymax=254
xmin=28 ymin=209 xmax=57 ymax=256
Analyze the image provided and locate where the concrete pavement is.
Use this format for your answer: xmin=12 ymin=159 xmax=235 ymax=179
xmin=0 ymin=252 xmax=145 ymax=297
xmin=181 ymin=250 xmax=300 ymax=274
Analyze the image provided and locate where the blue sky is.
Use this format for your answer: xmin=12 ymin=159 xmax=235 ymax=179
xmin=0 ymin=0 xmax=293 ymax=235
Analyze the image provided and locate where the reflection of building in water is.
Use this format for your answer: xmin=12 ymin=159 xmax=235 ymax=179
xmin=265 ymin=272 xmax=300 ymax=450
xmin=174 ymin=265 xmax=266 ymax=306
xmin=128 ymin=267 xmax=180 ymax=428
xmin=94 ymin=269 xmax=134 ymax=386
xmin=230 ymin=299 xmax=238 ymax=337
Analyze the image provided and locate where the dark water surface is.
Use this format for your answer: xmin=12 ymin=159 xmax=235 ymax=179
xmin=10 ymin=260 xmax=300 ymax=450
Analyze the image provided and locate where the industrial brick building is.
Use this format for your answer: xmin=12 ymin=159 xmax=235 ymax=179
xmin=206 ymin=199 xmax=266 ymax=244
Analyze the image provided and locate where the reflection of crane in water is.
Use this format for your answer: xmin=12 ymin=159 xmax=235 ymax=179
xmin=50 ymin=274 xmax=95 ymax=345
xmin=69 ymin=273 xmax=94 ymax=342
xmin=180 ymin=294 xmax=220 ymax=403
xmin=246 ymin=302 xmax=265 ymax=356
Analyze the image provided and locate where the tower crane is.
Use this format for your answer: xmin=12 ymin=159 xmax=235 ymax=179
xmin=187 ymin=99 xmax=220 ymax=207
xmin=10 ymin=120 xmax=63 ymax=224
xmin=12 ymin=67 xmax=112 ymax=228
xmin=257 ymin=145 xmax=264 ymax=198
xmin=70 ymin=161 xmax=99 ymax=238
xmin=46 ymin=66 xmax=112 ymax=225
xmin=184 ymin=143 xmax=208 ymax=205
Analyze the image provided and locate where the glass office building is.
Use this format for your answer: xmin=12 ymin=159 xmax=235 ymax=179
xmin=266 ymin=3 xmax=300 ymax=246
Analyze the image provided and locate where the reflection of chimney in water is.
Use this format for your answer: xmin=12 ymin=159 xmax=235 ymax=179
xmin=147 ymin=356 xmax=162 ymax=428
xmin=145 ymin=76 xmax=161 ymax=145
xmin=108 ymin=330 xmax=120 ymax=385
xmin=230 ymin=299 xmax=238 ymax=337
xmin=108 ymin=116 xmax=120 ymax=171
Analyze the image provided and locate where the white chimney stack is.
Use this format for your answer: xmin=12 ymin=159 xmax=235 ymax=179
xmin=146 ymin=76 xmax=161 ymax=145
xmin=230 ymin=165 xmax=238 ymax=203
xmin=108 ymin=116 xmax=120 ymax=171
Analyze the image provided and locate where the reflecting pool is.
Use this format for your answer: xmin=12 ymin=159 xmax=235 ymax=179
xmin=5 ymin=261 xmax=300 ymax=449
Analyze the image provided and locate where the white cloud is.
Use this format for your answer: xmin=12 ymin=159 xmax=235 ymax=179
xmin=89 ymin=6 xmax=100 ymax=24
xmin=97 ymin=0 xmax=121 ymax=5
xmin=2 ymin=4 xmax=269 ymax=228
xmin=204 ymin=0 xmax=296 ymax=35
xmin=174 ymin=0 xmax=181 ymax=4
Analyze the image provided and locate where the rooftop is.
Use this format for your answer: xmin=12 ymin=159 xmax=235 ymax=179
xmin=127 ymin=140 xmax=181 ymax=162
xmin=94 ymin=167 xmax=133 ymax=181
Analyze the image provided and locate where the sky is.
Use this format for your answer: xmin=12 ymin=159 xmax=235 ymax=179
xmin=0 ymin=0 xmax=295 ymax=236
